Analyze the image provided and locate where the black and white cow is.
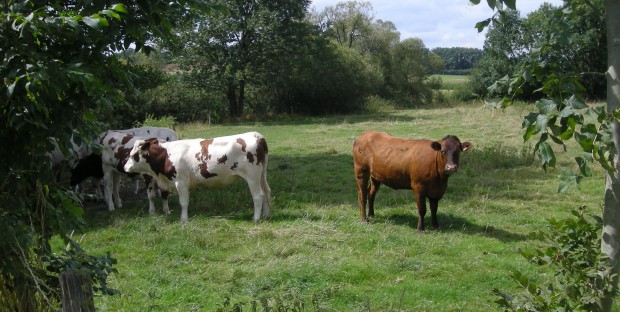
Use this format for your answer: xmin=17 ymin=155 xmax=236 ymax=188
xmin=123 ymin=132 xmax=271 ymax=223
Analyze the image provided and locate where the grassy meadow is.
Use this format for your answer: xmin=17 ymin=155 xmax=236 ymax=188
xmin=68 ymin=93 xmax=612 ymax=310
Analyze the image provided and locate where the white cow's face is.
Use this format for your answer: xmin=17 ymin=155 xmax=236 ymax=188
xmin=124 ymin=139 xmax=152 ymax=174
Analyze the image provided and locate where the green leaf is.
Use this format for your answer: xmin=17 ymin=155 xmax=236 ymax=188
xmin=475 ymin=18 xmax=492 ymax=33
xmin=575 ymin=132 xmax=595 ymax=151
xmin=575 ymin=157 xmax=592 ymax=177
xmin=566 ymin=95 xmax=588 ymax=109
xmin=558 ymin=106 xmax=575 ymax=118
xmin=111 ymin=3 xmax=128 ymax=13
xmin=559 ymin=127 xmax=574 ymax=140
xmin=538 ymin=141 xmax=556 ymax=169
xmin=558 ymin=171 xmax=580 ymax=192
xmin=535 ymin=114 xmax=548 ymax=133
xmin=486 ymin=0 xmax=497 ymax=10
xmin=503 ymin=0 xmax=516 ymax=10
xmin=536 ymin=99 xmax=557 ymax=115
xmin=511 ymin=270 xmax=530 ymax=288
xmin=549 ymin=134 xmax=564 ymax=146
xmin=82 ymin=16 xmax=101 ymax=29
xmin=102 ymin=9 xmax=121 ymax=21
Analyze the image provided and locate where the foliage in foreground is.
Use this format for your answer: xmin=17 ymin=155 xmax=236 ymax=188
xmin=493 ymin=207 xmax=616 ymax=311
xmin=0 ymin=1 xmax=215 ymax=310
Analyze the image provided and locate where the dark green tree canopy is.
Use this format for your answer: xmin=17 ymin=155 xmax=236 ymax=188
xmin=431 ymin=47 xmax=483 ymax=74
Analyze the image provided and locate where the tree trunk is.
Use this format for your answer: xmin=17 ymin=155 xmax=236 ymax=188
xmin=601 ymin=1 xmax=620 ymax=311
xmin=59 ymin=269 xmax=94 ymax=312
xmin=226 ymin=81 xmax=238 ymax=118
xmin=238 ymin=79 xmax=245 ymax=117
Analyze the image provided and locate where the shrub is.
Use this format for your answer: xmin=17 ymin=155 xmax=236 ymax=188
xmin=493 ymin=207 xmax=616 ymax=311
xmin=135 ymin=114 xmax=176 ymax=129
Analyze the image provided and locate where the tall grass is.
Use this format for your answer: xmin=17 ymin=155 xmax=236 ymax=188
xmin=70 ymin=102 xmax=610 ymax=311
xmin=433 ymin=74 xmax=477 ymax=103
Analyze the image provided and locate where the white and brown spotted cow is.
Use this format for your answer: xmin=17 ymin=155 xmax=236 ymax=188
xmin=99 ymin=131 xmax=170 ymax=213
xmin=123 ymin=132 xmax=271 ymax=223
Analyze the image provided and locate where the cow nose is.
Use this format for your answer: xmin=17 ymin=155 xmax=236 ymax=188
xmin=445 ymin=164 xmax=457 ymax=174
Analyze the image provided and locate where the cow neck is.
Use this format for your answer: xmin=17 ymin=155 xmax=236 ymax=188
xmin=434 ymin=149 xmax=447 ymax=179
xmin=145 ymin=143 xmax=177 ymax=181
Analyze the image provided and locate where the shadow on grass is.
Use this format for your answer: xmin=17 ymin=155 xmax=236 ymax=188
xmin=225 ymin=110 xmax=424 ymax=127
xmin=82 ymin=145 xmax=538 ymax=243
xmin=380 ymin=212 xmax=528 ymax=243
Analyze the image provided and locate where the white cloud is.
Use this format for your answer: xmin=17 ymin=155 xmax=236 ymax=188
xmin=310 ymin=0 xmax=564 ymax=49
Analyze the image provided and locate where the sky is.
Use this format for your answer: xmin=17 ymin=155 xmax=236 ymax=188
xmin=309 ymin=0 xmax=564 ymax=49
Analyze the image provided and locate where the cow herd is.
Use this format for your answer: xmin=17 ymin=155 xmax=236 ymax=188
xmin=53 ymin=126 xmax=471 ymax=231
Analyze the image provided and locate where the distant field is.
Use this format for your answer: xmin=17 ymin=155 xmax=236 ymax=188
xmin=434 ymin=74 xmax=469 ymax=87
xmin=433 ymin=75 xmax=471 ymax=100
xmin=70 ymin=102 xmax=610 ymax=311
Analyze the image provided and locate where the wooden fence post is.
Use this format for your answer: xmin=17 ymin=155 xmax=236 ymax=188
xmin=59 ymin=269 xmax=95 ymax=312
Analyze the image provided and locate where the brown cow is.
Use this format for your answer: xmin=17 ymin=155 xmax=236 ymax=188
xmin=353 ymin=130 xmax=471 ymax=232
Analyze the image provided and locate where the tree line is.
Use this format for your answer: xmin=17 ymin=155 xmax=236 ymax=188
xmin=112 ymin=0 xmax=454 ymax=127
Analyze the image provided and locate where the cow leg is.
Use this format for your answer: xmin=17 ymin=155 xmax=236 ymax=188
xmin=413 ymin=189 xmax=427 ymax=232
xmin=176 ymin=182 xmax=190 ymax=223
xmin=247 ymin=179 xmax=265 ymax=223
xmin=112 ymin=173 xmax=122 ymax=209
xmin=144 ymin=175 xmax=157 ymax=215
xmin=103 ymin=171 xmax=115 ymax=211
xmin=161 ymin=190 xmax=170 ymax=214
xmin=354 ymin=165 xmax=370 ymax=222
xmin=368 ymin=178 xmax=381 ymax=219
xmin=429 ymin=198 xmax=440 ymax=231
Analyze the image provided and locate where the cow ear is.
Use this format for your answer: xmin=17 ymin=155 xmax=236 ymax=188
xmin=461 ymin=142 xmax=472 ymax=152
xmin=135 ymin=139 xmax=148 ymax=151
xmin=431 ymin=141 xmax=442 ymax=151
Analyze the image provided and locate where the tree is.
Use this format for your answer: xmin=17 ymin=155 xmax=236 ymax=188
xmin=472 ymin=1 xmax=606 ymax=100
xmin=470 ymin=9 xmax=535 ymax=99
xmin=311 ymin=1 xmax=374 ymax=49
xmin=470 ymin=0 xmax=620 ymax=310
xmin=173 ymin=0 xmax=311 ymax=118
xmin=0 ymin=1 xmax=214 ymax=310
xmin=386 ymin=38 xmax=444 ymax=106
xmin=431 ymin=47 xmax=483 ymax=74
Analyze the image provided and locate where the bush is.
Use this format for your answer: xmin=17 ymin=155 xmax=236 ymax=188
xmin=134 ymin=114 xmax=176 ymax=129
xmin=493 ymin=207 xmax=616 ymax=311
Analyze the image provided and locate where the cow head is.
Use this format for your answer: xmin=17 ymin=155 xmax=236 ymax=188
xmin=124 ymin=138 xmax=177 ymax=180
xmin=124 ymin=138 xmax=158 ymax=176
xmin=431 ymin=135 xmax=472 ymax=174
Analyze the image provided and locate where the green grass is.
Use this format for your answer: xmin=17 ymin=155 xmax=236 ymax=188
xmin=74 ymin=102 xmax=611 ymax=311
xmin=432 ymin=75 xmax=475 ymax=103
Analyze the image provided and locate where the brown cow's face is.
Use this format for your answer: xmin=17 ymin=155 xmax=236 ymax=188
xmin=431 ymin=135 xmax=472 ymax=174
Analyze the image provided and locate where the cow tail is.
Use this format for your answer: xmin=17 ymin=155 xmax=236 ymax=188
xmin=260 ymin=138 xmax=271 ymax=206
xmin=261 ymin=152 xmax=271 ymax=205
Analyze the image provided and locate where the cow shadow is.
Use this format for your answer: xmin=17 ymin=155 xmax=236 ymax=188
xmin=377 ymin=212 xmax=528 ymax=242
xmin=80 ymin=146 xmax=558 ymax=244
